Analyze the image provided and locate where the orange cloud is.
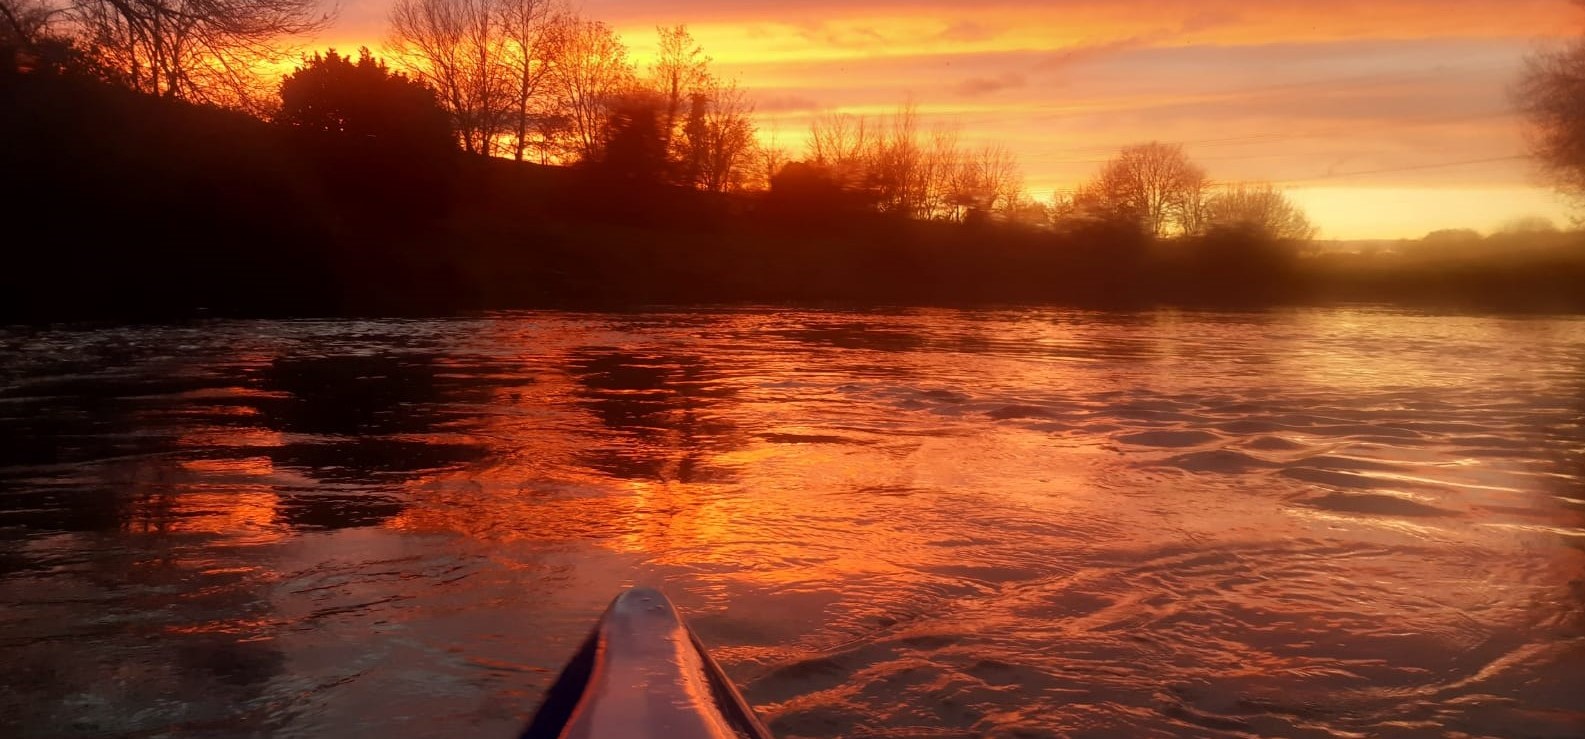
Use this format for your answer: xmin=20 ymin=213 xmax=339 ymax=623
xmin=606 ymin=1 xmax=1572 ymax=64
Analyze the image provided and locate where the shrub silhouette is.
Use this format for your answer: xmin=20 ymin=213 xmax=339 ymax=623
xmin=1141 ymin=221 xmax=1307 ymax=305
xmin=277 ymin=48 xmax=457 ymax=222
xmin=278 ymin=48 xmax=452 ymax=152
xmin=766 ymin=161 xmax=870 ymax=225
xmin=592 ymin=92 xmax=671 ymax=184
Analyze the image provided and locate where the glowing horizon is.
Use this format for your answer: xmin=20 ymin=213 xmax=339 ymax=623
xmin=306 ymin=0 xmax=1582 ymax=239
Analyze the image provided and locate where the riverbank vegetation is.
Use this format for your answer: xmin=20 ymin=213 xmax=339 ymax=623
xmin=3 ymin=0 xmax=1583 ymax=319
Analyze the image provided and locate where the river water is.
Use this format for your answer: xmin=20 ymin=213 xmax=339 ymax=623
xmin=0 ymin=308 xmax=1581 ymax=738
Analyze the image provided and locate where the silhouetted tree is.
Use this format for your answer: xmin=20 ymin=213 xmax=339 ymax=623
xmin=649 ymin=24 xmax=709 ymax=167
xmin=595 ymin=90 xmax=667 ymax=181
xmin=866 ymin=102 xmax=927 ymax=215
xmin=527 ymin=108 xmax=575 ymax=162
xmin=746 ymin=130 xmax=789 ymax=191
xmin=47 ymin=0 xmax=327 ymax=105
xmin=805 ymin=104 xmax=1019 ymax=218
xmin=1085 ymin=142 xmax=1208 ymax=238
xmin=1497 ymin=215 xmax=1560 ymax=234
xmin=555 ymin=17 xmax=631 ymax=159
xmin=388 ymin=0 xmax=508 ymax=155
xmin=0 ymin=0 xmax=109 ymax=79
xmin=1002 ymin=194 xmax=1051 ymax=229
xmin=809 ymin=111 xmax=870 ymax=191
xmin=767 ymin=161 xmax=856 ymax=219
xmin=1178 ymin=174 xmax=1213 ymax=236
xmin=1184 ymin=220 xmax=1303 ymax=298
xmin=679 ymin=89 xmax=708 ymax=184
xmin=1203 ymin=182 xmax=1315 ymax=242
xmin=693 ymin=79 xmax=755 ymax=192
xmin=1052 ymin=181 xmax=1145 ymax=236
xmin=1 ymin=0 xmax=48 ymax=63
xmin=919 ymin=127 xmax=960 ymax=219
xmin=277 ymin=48 xmax=452 ymax=151
xmin=1421 ymin=228 xmax=1483 ymax=248
xmin=272 ymin=47 xmax=455 ymax=224
xmin=496 ymin=0 xmax=564 ymax=161
xmin=951 ymin=143 xmax=1023 ymax=222
xmin=1516 ymin=30 xmax=1585 ymax=201
xmin=386 ymin=0 xmax=574 ymax=158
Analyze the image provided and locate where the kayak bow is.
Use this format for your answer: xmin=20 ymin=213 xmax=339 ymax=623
xmin=522 ymin=587 xmax=774 ymax=739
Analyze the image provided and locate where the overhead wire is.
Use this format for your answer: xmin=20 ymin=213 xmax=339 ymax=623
xmin=1272 ymin=155 xmax=1531 ymax=185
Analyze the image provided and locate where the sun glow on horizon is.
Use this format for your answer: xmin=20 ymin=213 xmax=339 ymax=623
xmin=305 ymin=0 xmax=1582 ymax=238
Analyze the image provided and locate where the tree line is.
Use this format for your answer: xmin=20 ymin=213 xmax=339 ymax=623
xmin=1054 ymin=141 xmax=1315 ymax=241
xmin=381 ymin=0 xmax=758 ymax=193
xmin=0 ymin=0 xmax=325 ymax=106
xmin=2 ymin=0 xmax=1319 ymax=243
xmin=16 ymin=0 xmax=1585 ymax=248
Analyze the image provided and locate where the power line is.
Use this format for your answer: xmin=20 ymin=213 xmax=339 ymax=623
xmin=1273 ymin=155 xmax=1530 ymax=185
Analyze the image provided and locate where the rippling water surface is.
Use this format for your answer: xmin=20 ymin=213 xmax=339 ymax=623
xmin=1 ymin=309 xmax=1582 ymax=738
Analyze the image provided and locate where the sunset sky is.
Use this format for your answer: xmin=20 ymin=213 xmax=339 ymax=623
xmin=319 ymin=0 xmax=1581 ymax=239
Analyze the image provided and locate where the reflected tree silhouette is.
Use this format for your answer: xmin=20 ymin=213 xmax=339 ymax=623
xmin=0 ymin=349 xmax=501 ymax=535
xmin=257 ymin=353 xmax=452 ymax=436
xmin=254 ymin=353 xmax=494 ymax=529
xmin=565 ymin=348 xmax=738 ymax=482
xmin=772 ymin=321 xmax=930 ymax=353
xmin=0 ymin=356 xmax=243 ymax=532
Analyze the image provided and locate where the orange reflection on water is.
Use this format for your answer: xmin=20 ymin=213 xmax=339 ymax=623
xmin=375 ymin=317 xmax=1146 ymax=625
xmin=109 ymin=448 xmax=288 ymax=543
xmin=7 ymin=310 xmax=1579 ymax=737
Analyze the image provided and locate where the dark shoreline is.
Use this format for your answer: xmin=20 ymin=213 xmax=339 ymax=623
xmin=7 ymin=75 xmax=1584 ymax=323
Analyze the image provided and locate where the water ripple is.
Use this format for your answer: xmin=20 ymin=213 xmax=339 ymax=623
xmin=0 ymin=308 xmax=1581 ymax=737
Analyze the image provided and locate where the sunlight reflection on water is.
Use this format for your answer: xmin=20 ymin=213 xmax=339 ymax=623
xmin=0 ymin=308 xmax=1582 ymax=737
